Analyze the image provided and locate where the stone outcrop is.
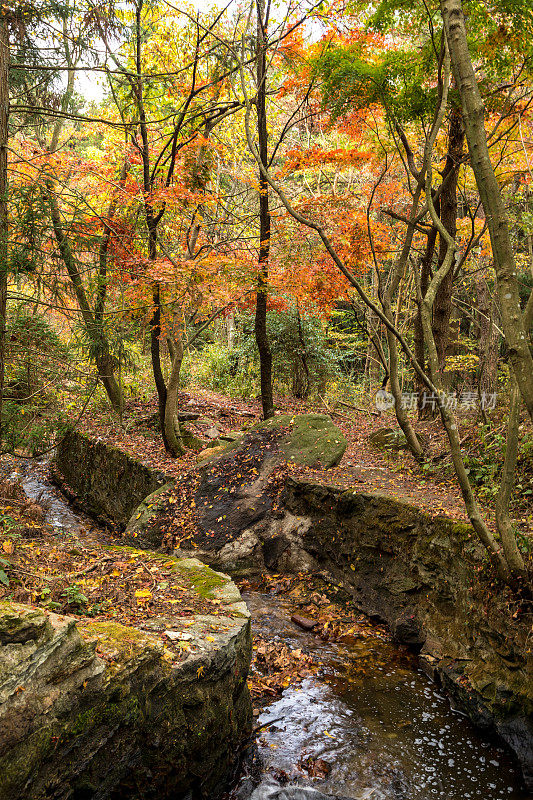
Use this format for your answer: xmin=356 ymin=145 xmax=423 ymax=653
xmin=0 ymin=557 xmax=252 ymax=800
xmin=53 ymin=429 xmax=173 ymax=528
xmin=259 ymin=413 xmax=347 ymax=469
xmin=283 ymin=478 xmax=533 ymax=790
xmin=125 ymin=415 xmax=346 ymax=560
xmin=51 ymin=429 xmax=533 ymax=787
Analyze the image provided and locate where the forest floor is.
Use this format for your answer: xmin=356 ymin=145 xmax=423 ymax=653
xmin=0 ymin=386 xmax=530 ymax=732
xmin=77 ymin=386 xmax=533 ymax=533
xmin=0 ymin=468 xmax=398 ymax=709
xmin=0 ymin=475 xmax=240 ymax=665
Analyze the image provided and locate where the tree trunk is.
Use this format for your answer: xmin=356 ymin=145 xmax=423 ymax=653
xmin=441 ymin=0 xmax=533 ymax=422
xmin=163 ymin=335 xmax=185 ymax=457
xmin=95 ymin=353 xmax=123 ymax=414
xmin=495 ymin=376 xmax=527 ymax=580
xmin=147 ymin=217 xmax=167 ymax=442
xmin=476 ymin=274 xmax=498 ymax=397
xmin=416 ymin=226 xmax=437 ymax=417
xmin=382 ymin=185 xmax=425 ymax=459
xmin=433 ymin=106 xmax=464 ymax=382
xmin=93 ymin=157 xmax=129 ymax=415
xmin=150 ymin=282 xmax=170 ymax=450
xmin=255 ymin=0 xmax=274 ymax=420
xmin=0 ymin=14 xmax=8 ymax=449
xmin=48 ymin=189 xmax=124 ymax=414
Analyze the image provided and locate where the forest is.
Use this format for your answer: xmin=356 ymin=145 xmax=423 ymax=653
xmin=0 ymin=0 xmax=532 ymax=798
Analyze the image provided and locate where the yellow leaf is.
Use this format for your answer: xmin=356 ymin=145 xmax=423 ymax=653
xmin=2 ymin=540 xmax=14 ymax=554
xmin=135 ymin=589 xmax=152 ymax=600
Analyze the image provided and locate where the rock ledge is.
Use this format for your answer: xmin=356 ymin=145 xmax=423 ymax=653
xmin=0 ymin=557 xmax=252 ymax=800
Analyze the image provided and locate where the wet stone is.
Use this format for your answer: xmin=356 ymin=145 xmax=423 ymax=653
xmin=290 ymin=614 xmax=318 ymax=631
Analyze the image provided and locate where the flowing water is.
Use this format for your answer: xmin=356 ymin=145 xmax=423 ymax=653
xmin=241 ymin=594 xmax=531 ymax=800
xmin=3 ymin=458 xmax=530 ymax=800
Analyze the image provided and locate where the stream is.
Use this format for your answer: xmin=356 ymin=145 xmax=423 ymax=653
xmin=4 ymin=458 xmax=531 ymax=800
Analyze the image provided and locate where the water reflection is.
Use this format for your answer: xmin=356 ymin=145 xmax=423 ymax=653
xmin=244 ymin=592 xmax=528 ymax=800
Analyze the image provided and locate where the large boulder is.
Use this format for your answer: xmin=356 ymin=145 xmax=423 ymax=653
xmin=368 ymin=426 xmax=408 ymax=450
xmin=0 ymin=558 xmax=252 ymax=800
xmin=260 ymin=413 xmax=347 ymax=469
xmin=125 ymin=414 xmax=346 ymax=573
xmin=283 ymin=477 xmax=533 ymax=790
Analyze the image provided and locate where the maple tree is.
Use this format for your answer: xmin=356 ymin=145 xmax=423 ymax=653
xmin=238 ymin=0 xmax=533 ymax=587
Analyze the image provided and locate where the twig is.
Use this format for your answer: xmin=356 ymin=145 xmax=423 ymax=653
xmin=337 ymin=399 xmax=378 ymax=415
xmin=251 ymin=715 xmax=285 ymax=736
xmin=68 ymin=556 xmax=116 ymax=579
xmin=318 ymin=395 xmax=354 ymax=423
xmin=9 ymin=565 xmax=55 ymax=581
xmin=138 ymin=561 xmax=157 ymax=588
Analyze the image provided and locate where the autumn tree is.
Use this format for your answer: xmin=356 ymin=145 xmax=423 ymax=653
xmin=440 ymin=0 xmax=533 ymax=422
xmin=10 ymin=0 xmax=127 ymax=413
xmin=97 ymin=0 xmax=254 ymax=454
xmin=243 ymin=5 xmax=533 ymax=588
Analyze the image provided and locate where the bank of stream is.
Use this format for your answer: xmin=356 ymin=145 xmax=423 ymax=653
xmin=4 ymin=458 xmax=531 ymax=800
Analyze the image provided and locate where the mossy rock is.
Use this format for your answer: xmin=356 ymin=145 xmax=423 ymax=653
xmin=127 ymin=414 xmax=346 ymax=555
xmin=256 ymin=413 xmax=347 ymax=469
xmin=196 ymin=432 xmax=245 ymax=463
xmin=0 ymin=559 xmax=252 ymax=800
xmin=368 ymin=426 xmax=408 ymax=450
xmin=180 ymin=425 xmax=204 ymax=452
xmin=125 ymin=481 xmax=175 ymax=547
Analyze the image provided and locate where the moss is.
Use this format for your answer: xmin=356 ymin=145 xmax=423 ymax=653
xmin=255 ymin=413 xmax=347 ymax=468
xmin=254 ymin=414 xmax=293 ymax=431
xmin=181 ymin=426 xmax=204 ymax=452
xmin=0 ymin=725 xmax=56 ymax=791
xmin=70 ymin=707 xmax=99 ymax=736
xmin=176 ymin=561 xmax=226 ymax=598
xmin=69 ymin=694 xmax=142 ymax=738
xmin=78 ymin=619 xmax=161 ymax=657
xmin=0 ymin=602 xmax=49 ymax=644
xmin=449 ymin=521 xmax=473 ymax=540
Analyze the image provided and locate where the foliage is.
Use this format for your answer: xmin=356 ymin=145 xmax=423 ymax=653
xmin=5 ymin=0 xmax=533 ymax=579
xmin=62 ymin=584 xmax=89 ymax=610
xmin=185 ymin=308 xmax=344 ymax=399
xmin=2 ymin=311 xmax=81 ymax=454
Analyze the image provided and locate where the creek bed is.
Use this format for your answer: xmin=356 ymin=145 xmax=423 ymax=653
xmin=3 ymin=458 xmax=530 ymax=800
xmin=242 ymin=593 xmax=529 ymax=799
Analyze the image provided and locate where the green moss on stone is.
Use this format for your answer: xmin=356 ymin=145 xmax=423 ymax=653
xmin=69 ymin=694 xmax=142 ymax=738
xmin=78 ymin=619 xmax=161 ymax=657
xmin=449 ymin=521 xmax=473 ymax=540
xmin=255 ymin=413 xmax=347 ymax=468
xmin=0 ymin=725 xmax=56 ymax=792
xmin=0 ymin=602 xmax=49 ymax=644
xmin=176 ymin=560 xmax=226 ymax=598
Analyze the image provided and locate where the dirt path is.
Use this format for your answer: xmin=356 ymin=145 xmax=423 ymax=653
xmin=78 ymin=388 xmax=472 ymax=524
